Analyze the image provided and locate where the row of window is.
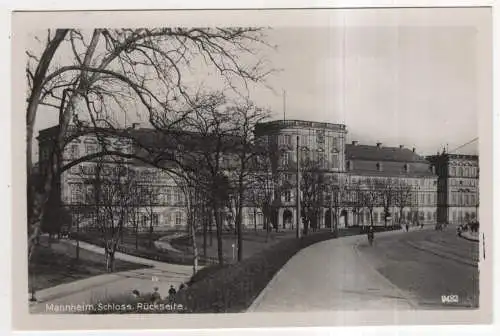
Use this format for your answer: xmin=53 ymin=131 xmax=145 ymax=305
xmin=450 ymin=192 xmax=478 ymax=206
xmin=66 ymin=142 xmax=133 ymax=160
xmin=278 ymin=134 xmax=342 ymax=150
xmin=450 ymin=178 xmax=477 ymax=187
xmin=449 ymin=166 xmax=478 ymax=178
xmin=68 ymin=183 xmax=185 ymax=205
xmin=280 ymin=151 xmax=340 ymax=169
xmin=358 ymin=210 xmax=436 ymax=223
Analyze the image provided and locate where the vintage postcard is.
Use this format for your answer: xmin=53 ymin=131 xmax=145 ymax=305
xmin=11 ymin=6 xmax=493 ymax=331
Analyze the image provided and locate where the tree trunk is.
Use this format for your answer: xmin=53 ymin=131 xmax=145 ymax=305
xmin=253 ymin=208 xmax=257 ymax=232
xmin=209 ymin=212 xmax=213 ymax=247
xmin=190 ymin=213 xmax=199 ymax=275
xmin=265 ymin=217 xmax=270 ymax=243
xmin=236 ymin=197 xmax=243 ymax=262
xmin=135 ymin=221 xmax=139 ymax=250
xmin=214 ymin=207 xmax=224 ymax=266
xmin=106 ymin=251 xmax=115 ymax=273
xmin=203 ymin=212 xmax=207 ymax=258
xmin=149 ymin=219 xmax=153 ymax=248
xmin=76 ymin=219 xmax=80 ymax=261
xmin=26 ymin=29 xmax=69 ymax=187
xmin=28 ymin=30 xmax=100 ymax=265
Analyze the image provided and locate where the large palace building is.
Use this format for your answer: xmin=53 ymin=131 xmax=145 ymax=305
xmin=36 ymin=120 xmax=478 ymax=231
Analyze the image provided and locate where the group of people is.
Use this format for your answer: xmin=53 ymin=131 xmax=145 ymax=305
xmin=131 ymin=283 xmax=187 ymax=304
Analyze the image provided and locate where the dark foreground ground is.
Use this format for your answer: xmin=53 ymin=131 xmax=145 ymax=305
xmin=29 ymin=236 xmax=150 ymax=291
xmin=357 ymin=228 xmax=479 ymax=309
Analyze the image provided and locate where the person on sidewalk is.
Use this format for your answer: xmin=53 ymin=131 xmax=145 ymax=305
xmin=168 ymin=285 xmax=177 ymax=305
xmin=367 ymin=226 xmax=375 ymax=246
xmin=405 ymin=223 xmax=409 ymax=232
xmin=151 ymin=287 xmax=161 ymax=304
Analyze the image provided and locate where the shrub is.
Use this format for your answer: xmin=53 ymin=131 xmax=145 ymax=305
xmin=188 ymin=263 xmax=230 ymax=286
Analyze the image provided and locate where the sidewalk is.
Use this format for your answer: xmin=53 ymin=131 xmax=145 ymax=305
xmin=29 ymin=240 xmax=197 ymax=313
xmin=248 ymin=230 xmax=417 ymax=312
xmin=459 ymin=231 xmax=480 ymax=242
xmin=64 ymin=240 xmax=181 ymax=269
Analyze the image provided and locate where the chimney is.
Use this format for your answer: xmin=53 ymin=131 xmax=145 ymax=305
xmin=412 ymin=147 xmax=416 ymax=153
xmin=399 ymin=145 xmax=404 ymax=149
xmin=376 ymin=142 xmax=382 ymax=148
xmin=352 ymin=140 xmax=358 ymax=146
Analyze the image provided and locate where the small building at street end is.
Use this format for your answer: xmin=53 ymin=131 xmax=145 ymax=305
xmin=426 ymin=153 xmax=479 ymax=225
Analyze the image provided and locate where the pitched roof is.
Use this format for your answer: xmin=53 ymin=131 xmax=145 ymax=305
xmin=345 ymin=144 xmax=426 ymax=163
xmin=348 ymin=160 xmax=436 ymax=178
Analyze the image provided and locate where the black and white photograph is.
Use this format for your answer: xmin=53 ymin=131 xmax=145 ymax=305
xmin=10 ymin=5 xmax=493 ymax=331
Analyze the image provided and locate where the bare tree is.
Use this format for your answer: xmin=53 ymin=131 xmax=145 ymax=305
xmin=393 ymin=179 xmax=413 ymax=225
xmin=228 ymin=101 xmax=269 ymax=261
xmin=165 ymin=93 xmax=236 ymax=265
xmin=81 ymin=159 xmax=139 ymax=272
xmin=27 ymin=28 xmax=274 ymax=264
xmin=299 ymin=158 xmax=326 ymax=235
xmin=248 ymin=148 xmax=280 ymax=242
xmin=176 ymin=176 xmax=202 ymax=275
xmin=375 ymin=178 xmax=397 ymax=228
xmin=140 ymin=183 xmax=160 ymax=248
xmin=358 ymin=178 xmax=382 ymax=227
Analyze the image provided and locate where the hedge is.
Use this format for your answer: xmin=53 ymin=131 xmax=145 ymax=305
xmin=173 ymin=231 xmax=339 ymax=313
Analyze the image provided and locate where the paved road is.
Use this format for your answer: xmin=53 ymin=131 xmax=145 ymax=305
xmin=249 ymin=230 xmax=418 ymax=312
xmin=357 ymin=229 xmax=479 ymax=309
xmin=29 ymin=240 xmax=196 ymax=314
xmin=249 ymin=228 xmax=479 ymax=312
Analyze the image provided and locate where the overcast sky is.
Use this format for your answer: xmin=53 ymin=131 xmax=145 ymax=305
xmin=249 ymin=25 xmax=481 ymax=155
xmin=31 ymin=8 xmax=489 ymax=158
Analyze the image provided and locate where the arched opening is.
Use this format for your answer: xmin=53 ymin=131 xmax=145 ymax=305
xmin=340 ymin=209 xmax=349 ymax=228
xmin=283 ymin=209 xmax=293 ymax=229
xmin=324 ymin=209 xmax=333 ymax=228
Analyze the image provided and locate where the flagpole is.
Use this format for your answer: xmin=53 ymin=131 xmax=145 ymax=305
xmin=283 ymin=90 xmax=287 ymax=121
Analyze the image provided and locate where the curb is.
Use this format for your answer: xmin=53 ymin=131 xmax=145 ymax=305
xmin=458 ymin=233 xmax=480 ymax=243
xmin=245 ymin=258 xmax=290 ymax=313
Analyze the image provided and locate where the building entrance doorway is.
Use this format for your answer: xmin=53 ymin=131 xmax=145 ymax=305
xmin=283 ymin=209 xmax=293 ymax=229
xmin=340 ymin=209 xmax=348 ymax=228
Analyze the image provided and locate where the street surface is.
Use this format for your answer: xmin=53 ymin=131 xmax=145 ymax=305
xmin=357 ymin=228 xmax=479 ymax=309
xmin=249 ymin=228 xmax=479 ymax=312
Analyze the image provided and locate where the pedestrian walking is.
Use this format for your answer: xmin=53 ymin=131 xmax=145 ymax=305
xmin=405 ymin=223 xmax=409 ymax=232
xmin=151 ymin=287 xmax=161 ymax=303
xmin=131 ymin=289 xmax=141 ymax=299
xmin=367 ymin=226 xmax=375 ymax=246
xmin=168 ymin=285 xmax=177 ymax=305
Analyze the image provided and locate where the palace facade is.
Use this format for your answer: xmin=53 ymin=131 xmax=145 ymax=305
xmin=36 ymin=120 xmax=476 ymax=231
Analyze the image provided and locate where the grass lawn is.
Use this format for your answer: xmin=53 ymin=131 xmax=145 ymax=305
xmin=28 ymin=237 xmax=151 ymax=292
xmin=172 ymin=229 xmax=321 ymax=263
xmin=73 ymin=229 xmax=203 ymax=265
